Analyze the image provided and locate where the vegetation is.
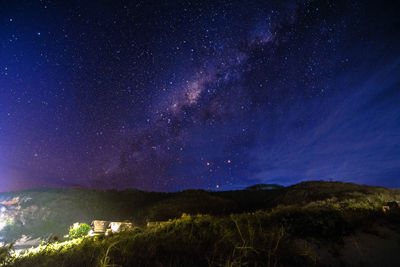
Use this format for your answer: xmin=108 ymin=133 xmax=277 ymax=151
xmin=0 ymin=243 xmax=13 ymax=266
xmin=67 ymin=223 xmax=91 ymax=240
xmin=0 ymin=181 xmax=399 ymax=266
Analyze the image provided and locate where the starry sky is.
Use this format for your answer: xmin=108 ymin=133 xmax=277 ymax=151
xmin=0 ymin=0 xmax=399 ymax=192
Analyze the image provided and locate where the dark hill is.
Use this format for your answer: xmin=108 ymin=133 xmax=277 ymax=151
xmin=244 ymin=183 xmax=284 ymax=190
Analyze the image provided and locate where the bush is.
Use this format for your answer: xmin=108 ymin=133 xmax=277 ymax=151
xmin=0 ymin=243 xmax=14 ymax=265
xmin=68 ymin=223 xmax=91 ymax=239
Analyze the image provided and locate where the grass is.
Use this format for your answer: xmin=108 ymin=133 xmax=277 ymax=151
xmin=6 ymin=206 xmax=400 ymax=266
xmin=2 ymin=181 xmax=400 ymax=266
xmin=5 ymin=212 xmax=295 ymax=266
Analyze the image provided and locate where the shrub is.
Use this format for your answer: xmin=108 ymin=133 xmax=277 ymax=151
xmin=0 ymin=243 xmax=14 ymax=265
xmin=68 ymin=223 xmax=91 ymax=239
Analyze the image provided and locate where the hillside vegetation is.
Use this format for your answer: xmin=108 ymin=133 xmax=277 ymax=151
xmin=0 ymin=181 xmax=400 ymax=266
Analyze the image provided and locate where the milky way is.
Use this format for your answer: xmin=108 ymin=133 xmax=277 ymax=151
xmin=0 ymin=0 xmax=399 ymax=191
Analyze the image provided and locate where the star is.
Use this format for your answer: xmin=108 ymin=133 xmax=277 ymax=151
xmin=0 ymin=0 xmax=398 ymax=192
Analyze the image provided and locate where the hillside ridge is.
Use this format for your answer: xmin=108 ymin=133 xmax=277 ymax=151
xmin=0 ymin=181 xmax=398 ymax=250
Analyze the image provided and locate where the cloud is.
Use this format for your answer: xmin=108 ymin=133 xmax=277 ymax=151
xmin=250 ymin=58 xmax=400 ymax=187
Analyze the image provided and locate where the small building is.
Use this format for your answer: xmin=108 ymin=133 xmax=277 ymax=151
xmin=91 ymin=220 xmax=110 ymax=235
xmin=91 ymin=220 xmax=133 ymax=235
xmin=109 ymin=222 xmax=133 ymax=233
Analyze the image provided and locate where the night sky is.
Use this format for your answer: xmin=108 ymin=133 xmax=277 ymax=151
xmin=0 ymin=0 xmax=399 ymax=192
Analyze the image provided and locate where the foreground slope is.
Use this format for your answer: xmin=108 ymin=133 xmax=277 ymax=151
xmin=1 ymin=181 xmax=400 ymax=266
xmin=0 ymin=185 xmax=285 ymax=248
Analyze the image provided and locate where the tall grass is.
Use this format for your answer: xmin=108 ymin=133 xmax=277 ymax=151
xmin=5 ymin=181 xmax=400 ymax=267
xmin=7 ymin=204 xmax=395 ymax=267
